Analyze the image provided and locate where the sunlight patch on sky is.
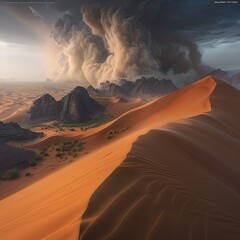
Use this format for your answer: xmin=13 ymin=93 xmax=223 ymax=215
xmin=0 ymin=42 xmax=47 ymax=81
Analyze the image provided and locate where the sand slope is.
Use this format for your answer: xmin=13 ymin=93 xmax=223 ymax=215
xmin=0 ymin=77 xmax=219 ymax=240
xmin=79 ymin=80 xmax=240 ymax=239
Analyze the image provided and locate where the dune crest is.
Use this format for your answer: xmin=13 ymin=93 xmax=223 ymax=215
xmin=79 ymin=79 xmax=240 ymax=239
xmin=0 ymin=77 xmax=219 ymax=240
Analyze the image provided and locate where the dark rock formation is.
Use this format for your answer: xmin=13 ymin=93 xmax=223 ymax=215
xmin=60 ymin=87 xmax=104 ymax=123
xmin=0 ymin=121 xmax=40 ymax=142
xmin=88 ymin=77 xmax=177 ymax=99
xmin=0 ymin=122 xmax=41 ymax=175
xmin=113 ymin=97 xmax=128 ymax=103
xmin=99 ymin=81 xmax=122 ymax=96
xmin=87 ymin=86 xmax=101 ymax=96
xmin=0 ymin=143 xmax=36 ymax=174
xmin=28 ymin=87 xmax=104 ymax=124
xmin=126 ymin=78 xmax=177 ymax=99
xmin=28 ymin=94 xmax=61 ymax=123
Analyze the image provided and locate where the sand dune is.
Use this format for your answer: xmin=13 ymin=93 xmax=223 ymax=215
xmin=79 ymin=80 xmax=240 ymax=239
xmin=93 ymin=95 xmax=146 ymax=117
xmin=1 ymin=76 xmax=235 ymax=240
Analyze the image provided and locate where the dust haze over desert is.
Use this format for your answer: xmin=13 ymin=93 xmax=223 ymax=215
xmin=0 ymin=1 xmax=240 ymax=240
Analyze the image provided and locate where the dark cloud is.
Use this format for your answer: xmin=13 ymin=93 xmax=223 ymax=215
xmin=52 ymin=0 xmax=234 ymax=84
xmin=2 ymin=0 xmax=238 ymax=84
xmin=52 ymin=0 xmax=240 ymax=38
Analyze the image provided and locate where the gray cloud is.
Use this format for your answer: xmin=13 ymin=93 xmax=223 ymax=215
xmin=51 ymin=1 xmax=215 ymax=85
xmin=0 ymin=1 xmax=59 ymax=44
xmin=2 ymin=0 xmax=238 ymax=84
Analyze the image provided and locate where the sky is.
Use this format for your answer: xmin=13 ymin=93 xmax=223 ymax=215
xmin=0 ymin=0 xmax=240 ymax=85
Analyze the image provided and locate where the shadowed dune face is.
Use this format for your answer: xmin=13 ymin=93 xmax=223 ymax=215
xmin=79 ymin=81 xmax=240 ymax=240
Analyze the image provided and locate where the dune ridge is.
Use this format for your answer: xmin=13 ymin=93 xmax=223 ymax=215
xmin=79 ymin=79 xmax=240 ymax=239
xmin=0 ymin=76 xmax=218 ymax=240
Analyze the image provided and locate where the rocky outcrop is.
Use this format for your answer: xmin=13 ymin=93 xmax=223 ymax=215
xmin=0 ymin=143 xmax=36 ymax=174
xmin=28 ymin=94 xmax=61 ymax=123
xmin=0 ymin=121 xmax=41 ymax=142
xmin=60 ymin=87 xmax=104 ymax=123
xmin=0 ymin=122 xmax=41 ymax=174
xmin=28 ymin=87 xmax=104 ymax=124
xmin=88 ymin=77 xmax=177 ymax=99
xmin=127 ymin=78 xmax=177 ymax=99
xmin=87 ymin=86 xmax=101 ymax=96
xmin=113 ymin=97 xmax=128 ymax=103
xmin=99 ymin=82 xmax=122 ymax=96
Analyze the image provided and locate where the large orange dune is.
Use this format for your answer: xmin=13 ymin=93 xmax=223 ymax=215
xmin=80 ymin=79 xmax=240 ymax=240
xmin=0 ymin=76 xmax=239 ymax=240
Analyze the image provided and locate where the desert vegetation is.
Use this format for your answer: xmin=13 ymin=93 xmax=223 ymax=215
xmin=107 ymin=127 xmax=130 ymax=140
xmin=52 ymin=114 xmax=115 ymax=132
xmin=54 ymin=140 xmax=86 ymax=159
xmin=0 ymin=168 xmax=20 ymax=180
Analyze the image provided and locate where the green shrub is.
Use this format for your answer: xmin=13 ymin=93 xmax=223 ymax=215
xmin=1 ymin=168 xmax=20 ymax=180
xmin=73 ymin=153 xmax=78 ymax=158
xmin=107 ymin=135 xmax=113 ymax=140
xmin=35 ymin=155 xmax=43 ymax=161
xmin=56 ymin=153 xmax=64 ymax=158
xmin=77 ymin=147 xmax=83 ymax=152
xmin=29 ymin=160 xmax=37 ymax=167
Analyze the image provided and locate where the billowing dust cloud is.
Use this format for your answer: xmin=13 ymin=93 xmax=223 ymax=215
xmin=50 ymin=1 xmax=209 ymax=86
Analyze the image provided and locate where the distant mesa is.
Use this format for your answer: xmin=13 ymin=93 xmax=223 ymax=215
xmin=28 ymin=86 xmax=104 ymax=124
xmin=87 ymin=77 xmax=177 ymax=100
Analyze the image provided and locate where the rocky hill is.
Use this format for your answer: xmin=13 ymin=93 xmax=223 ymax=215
xmin=28 ymin=87 xmax=104 ymax=124
xmin=0 ymin=122 xmax=40 ymax=142
xmin=87 ymin=77 xmax=177 ymax=99
xmin=60 ymin=87 xmax=104 ymax=123
xmin=0 ymin=122 xmax=41 ymax=176
xmin=28 ymin=94 xmax=61 ymax=123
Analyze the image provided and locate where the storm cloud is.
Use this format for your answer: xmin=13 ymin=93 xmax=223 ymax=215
xmin=49 ymin=0 xmax=240 ymax=85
